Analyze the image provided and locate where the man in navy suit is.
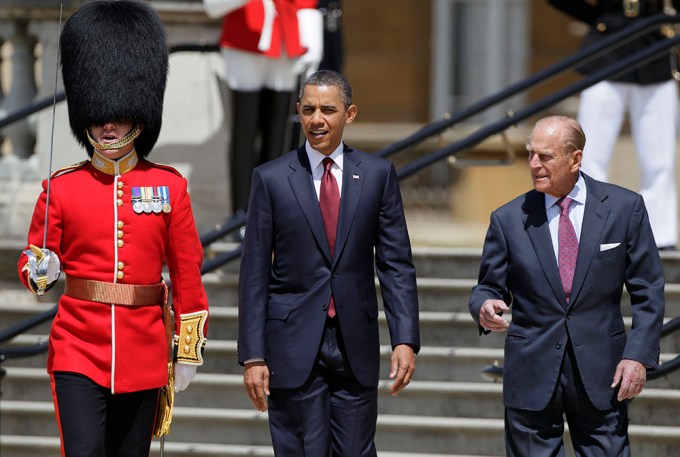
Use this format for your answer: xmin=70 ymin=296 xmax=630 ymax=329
xmin=238 ymin=70 xmax=420 ymax=457
xmin=469 ymin=115 xmax=665 ymax=456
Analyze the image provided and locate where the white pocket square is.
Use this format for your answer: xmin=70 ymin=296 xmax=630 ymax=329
xmin=600 ymin=243 xmax=621 ymax=252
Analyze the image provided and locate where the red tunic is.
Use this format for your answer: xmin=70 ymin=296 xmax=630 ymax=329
xmin=18 ymin=152 xmax=209 ymax=394
xmin=218 ymin=0 xmax=317 ymax=57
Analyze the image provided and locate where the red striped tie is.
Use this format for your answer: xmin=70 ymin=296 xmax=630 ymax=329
xmin=320 ymin=157 xmax=339 ymax=317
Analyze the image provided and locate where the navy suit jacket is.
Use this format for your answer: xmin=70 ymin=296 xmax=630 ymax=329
xmin=238 ymin=144 xmax=420 ymax=389
xmin=469 ymin=173 xmax=665 ymax=411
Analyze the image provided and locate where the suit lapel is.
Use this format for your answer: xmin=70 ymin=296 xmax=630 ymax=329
xmin=568 ymin=175 xmax=610 ymax=307
xmin=334 ymin=146 xmax=362 ymax=264
xmin=523 ymin=191 xmax=567 ymax=307
xmin=287 ymin=148 xmax=332 ymax=262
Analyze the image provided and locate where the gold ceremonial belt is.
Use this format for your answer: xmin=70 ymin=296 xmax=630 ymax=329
xmin=64 ymin=275 xmax=165 ymax=306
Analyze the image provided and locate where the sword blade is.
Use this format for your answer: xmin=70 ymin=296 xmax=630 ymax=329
xmin=43 ymin=3 xmax=63 ymax=249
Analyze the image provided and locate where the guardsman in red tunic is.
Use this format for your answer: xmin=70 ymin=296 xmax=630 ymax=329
xmin=17 ymin=2 xmax=208 ymax=456
xmin=203 ymin=0 xmax=323 ymax=218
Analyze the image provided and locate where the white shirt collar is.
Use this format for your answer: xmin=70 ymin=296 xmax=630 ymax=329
xmin=545 ymin=172 xmax=587 ymax=210
xmin=305 ymin=141 xmax=344 ymax=172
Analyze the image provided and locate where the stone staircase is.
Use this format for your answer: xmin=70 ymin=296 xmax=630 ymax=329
xmin=0 ymin=241 xmax=680 ymax=456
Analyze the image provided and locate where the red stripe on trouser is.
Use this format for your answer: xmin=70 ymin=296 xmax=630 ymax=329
xmin=49 ymin=374 xmax=67 ymax=457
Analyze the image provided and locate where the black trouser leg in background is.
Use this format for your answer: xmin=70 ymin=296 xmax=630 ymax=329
xmin=228 ymin=89 xmax=261 ymax=215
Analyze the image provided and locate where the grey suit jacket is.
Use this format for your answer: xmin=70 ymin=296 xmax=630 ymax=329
xmin=469 ymin=173 xmax=665 ymax=410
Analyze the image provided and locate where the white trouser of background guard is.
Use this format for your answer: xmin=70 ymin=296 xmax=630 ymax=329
xmin=578 ymin=79 xmax=679 ymax=248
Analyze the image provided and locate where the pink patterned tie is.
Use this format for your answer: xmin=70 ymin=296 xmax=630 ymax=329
xmin=320 ymin=157 xmax=339 ymax=317
xmin=558 ymin=197 xmax=578 ymax=302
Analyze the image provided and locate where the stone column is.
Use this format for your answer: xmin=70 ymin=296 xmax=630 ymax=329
xmin=0 ymin=20 xmax=37 ymax=159
xmin=32 ymin=19 xmax=81 ymax=173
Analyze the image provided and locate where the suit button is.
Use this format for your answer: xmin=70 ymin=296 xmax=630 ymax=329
xmin=116 ymin=271 xmax=124 ymax=280
xmin=555 ymin=342 xmax=562 ymax=350
xmin=322 ymin=304 xmax=329 ymax=312
xmin=331 ymin=273 xmax=337 ymax=279
xmin=567 ymin=313 xmax=572 ymax=320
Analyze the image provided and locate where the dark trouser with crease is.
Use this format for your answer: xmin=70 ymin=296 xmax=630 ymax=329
xmin=51 ymin=371 xmax=159 ymax=457
xmin=268 ymin=317 xmax=378 ymax=457
xmin=505 ymin=343 xmax=630 ymax=457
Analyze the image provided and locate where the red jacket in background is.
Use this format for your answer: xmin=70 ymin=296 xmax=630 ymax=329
xmin=219 ymin=0 xmax=317 ymax=57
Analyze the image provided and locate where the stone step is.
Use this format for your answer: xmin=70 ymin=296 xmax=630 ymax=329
xmin=2 ymin=401 xmax=680 ymax=456
xmin=5 ymin=303 xmax=680 ymax=354
xmin=206 ymin=242 xmax=680 ymax=283
xmin=0 ymin=302 xmax=497 ymax=346
xmin=4 ymin=264 xmax=680 ymax=319
xmin=0 ymin=435 xmax=498 ymax=457
xmin=4 ymin=367 xmax=679 ymax=425
xmin=195 ymin=274 xmax=680 ymax=316
xmin=0 ymin=303 xmax=506 ymax=349
xmin=4 ymin=336 xmax=680 ymax=389
xmin=0 ymin=335 xmax=505 ymax=382
xmin=5 ymin=240 xmax=680 ymax=284
xmin=205 ymin=244 xmax=486 ymax=280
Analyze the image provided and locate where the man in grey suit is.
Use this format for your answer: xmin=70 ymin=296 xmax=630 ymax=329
xmin=469 ymin=115 xmax=665 ymax=456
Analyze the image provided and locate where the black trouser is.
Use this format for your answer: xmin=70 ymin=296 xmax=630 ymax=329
xmin=51 ymin=372 xmax=159 ymax=457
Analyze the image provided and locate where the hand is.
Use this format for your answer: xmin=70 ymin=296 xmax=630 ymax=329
xmin=23 ymin=245 xmax=61 ymax=295
xmin=479 ymin=299 xmax=510 ymax=332
xmin=611 ymin=359 xmax=646 ymax=402
xmin=174 ymin=363 xmax=198 ymax=392
xmin=243 ymin=361 xmax=270 ymax=412
xmin=389 ymin=344 xmax=415 ymax=396
xmin=291 ymin=9 xmax=323 ymax=78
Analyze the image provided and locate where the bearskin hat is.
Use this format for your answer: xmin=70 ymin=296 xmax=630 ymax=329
xmin=60 ymin=0 xmax=169 ymax=158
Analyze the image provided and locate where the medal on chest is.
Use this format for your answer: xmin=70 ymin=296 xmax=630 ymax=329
xmin=131 ymin=186 xmax=171 ymax=214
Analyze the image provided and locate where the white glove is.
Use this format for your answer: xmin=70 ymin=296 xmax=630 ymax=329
xmin=203 ymin=0 xmax=249 ymax=19
xmin=174 ymin=363 xmax=198 ymax=393
xmin=291 ymin=8 xmax=324 ymax=78
xmin=23 ymin=245 xmax=61 ymax=296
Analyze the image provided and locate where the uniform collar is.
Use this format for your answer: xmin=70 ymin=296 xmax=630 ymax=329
xmin=90 ymin=149 xmax=139 ymax=176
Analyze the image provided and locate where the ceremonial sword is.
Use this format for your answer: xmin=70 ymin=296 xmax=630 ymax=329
xmin=28 ymin=3 xmax=63 ymax=293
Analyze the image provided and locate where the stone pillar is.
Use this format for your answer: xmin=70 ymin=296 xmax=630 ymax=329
xmin=0 ymin=20 xmax=37 ymax=159
xmin=32 ymin=19 xmax=81 ymax=173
